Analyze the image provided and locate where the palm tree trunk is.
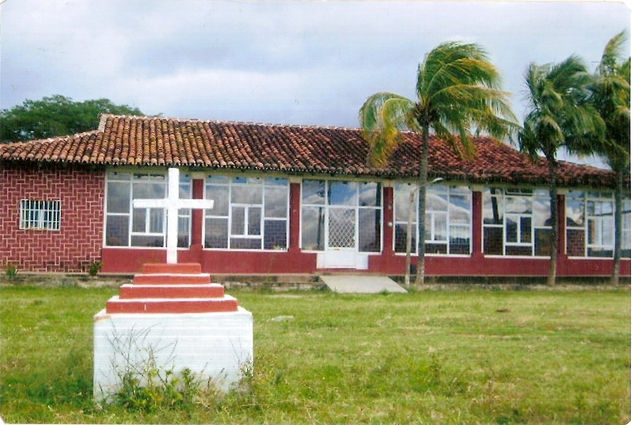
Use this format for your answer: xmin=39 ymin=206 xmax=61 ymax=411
xmin=547 ymin=157 xmax=558 ymax=286
xmin=415 ymin=127 xmax=429 ymax=285
xmin=611 ymin=168 xmax=623 ymax=285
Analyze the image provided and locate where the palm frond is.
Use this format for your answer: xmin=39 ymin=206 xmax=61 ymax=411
xmin=358 ymin=92 xmax=415 ymax=166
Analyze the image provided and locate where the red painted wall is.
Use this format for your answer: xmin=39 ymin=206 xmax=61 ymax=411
xmin=0 ymin=164 xmax=105 ymax=272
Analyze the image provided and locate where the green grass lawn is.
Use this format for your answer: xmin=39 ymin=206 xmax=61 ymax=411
xmin=0 ymin=286 xmax=629 ymax=424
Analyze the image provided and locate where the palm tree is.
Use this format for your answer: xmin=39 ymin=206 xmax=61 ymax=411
xmin=359 ymin=41 xmax=518 ymax=284
xmin=590 ymin=31 xmax=630 ymax=284
xmin=519 ymin=56 xmax=604 ymax=286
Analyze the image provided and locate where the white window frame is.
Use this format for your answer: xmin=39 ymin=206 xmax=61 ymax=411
xmin=482 ymin=187 xmax=551 ymax=257
xmin=393 ymin=183 xmax=472 ymax=256
xmin=103 ymin=170 xmax=192 ymax=248
xmin=300 ymin=179 xmax=383 ymax=254
xmin=203 ymin=176 xmax=289 ymax=251
xmin=565 ymin=190 xmax=627 ymax=258
xmin=19 ymin=199 xmax=61 ymax=231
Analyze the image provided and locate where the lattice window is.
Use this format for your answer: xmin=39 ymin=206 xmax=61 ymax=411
xmin=301 ymin=180 xmax=382 ymax=253
xmin=19 ymin=200 xmax=61 ymax=231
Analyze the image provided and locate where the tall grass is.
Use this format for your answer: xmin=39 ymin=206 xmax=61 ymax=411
xmin=0 ymin=287 xmax=629 ymax=424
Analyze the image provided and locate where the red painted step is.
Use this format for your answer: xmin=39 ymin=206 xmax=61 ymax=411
xmin=106 ymin=296 xmax=239 ymax=314
xmin=119 ymin=284 xmax=225 ymax=299
xmin=133 ymin=274 xmax=212 ymax=285
xmin=141 ymin=263 xmax=202 ymax=274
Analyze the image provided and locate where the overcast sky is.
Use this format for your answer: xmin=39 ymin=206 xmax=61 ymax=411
xmin=1 ymin=0 xmax=630 ymax=167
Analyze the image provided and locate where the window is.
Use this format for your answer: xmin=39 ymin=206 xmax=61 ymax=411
xmin=301 ymin=180 xmax=381 ymax=252
xmin=19 ymin=200 xmax=61 ymax=230
xmin=204 ymin=176 xmax=288 ymax=250
xmin=483 ymin=188 xmax=551 ymax=256
xmin=566 ymin=191 xmax=630 ymax=258
xmin=104 ymin=171 xmax=191 ymax=247
xmin=393 ymin=183 xmax=472 ymax=255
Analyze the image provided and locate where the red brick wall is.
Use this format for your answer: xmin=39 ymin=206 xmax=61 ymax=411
xmin=0 ymin=163 xmax=105 ymax=272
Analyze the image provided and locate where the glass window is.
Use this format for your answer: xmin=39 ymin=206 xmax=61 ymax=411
xmin=104 ymin=171 xmax=192 ymax=248
xmin=301 ymin=180 xmax=382 ymax=253
xmin=483 ymin=187 xmax=550 ymax=256
xmin=204 ymin=176 xmax=289 ymax=250
xmin=394 ymin=183 xmax=471 ymax=255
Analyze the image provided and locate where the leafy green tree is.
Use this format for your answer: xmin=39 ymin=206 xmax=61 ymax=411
xmin=519 ymin=56 xmax=604 ymax=285
xmin=359 ymin=41 xmax=518 ymax=284
xmin=590 ymin=31 xmax=630 ymax=284
xmin=0 ymin=95 xmax=144 ymax=142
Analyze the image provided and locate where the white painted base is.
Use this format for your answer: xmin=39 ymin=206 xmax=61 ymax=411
xmin=93 ymin=307 xmax=253 ymax=399
xmin=317 ymin=251 xmax=368 ymax=269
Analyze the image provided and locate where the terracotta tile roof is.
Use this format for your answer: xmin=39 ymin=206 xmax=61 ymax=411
xmin=0 ymin=114 xmax=622 ymax=188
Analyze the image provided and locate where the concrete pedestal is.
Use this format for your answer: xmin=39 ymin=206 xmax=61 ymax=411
xmin=93 ymin=263 xmax=253 ymax=399
xmin=93 ymin=308 xmax=253 ymax=399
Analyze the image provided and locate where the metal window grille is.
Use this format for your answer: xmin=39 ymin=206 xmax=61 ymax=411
xmin=19 ymin=200 xmax=61 ymax=230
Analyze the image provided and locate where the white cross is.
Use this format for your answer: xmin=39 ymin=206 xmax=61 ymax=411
xmin=133 ymin=168 xmax=214 ymax=264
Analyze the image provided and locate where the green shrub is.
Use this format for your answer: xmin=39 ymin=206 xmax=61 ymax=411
xmin=88 ymin=261 xmax=103 ymax=277
xmin=5 ymin=263 xmax=18 ymax=280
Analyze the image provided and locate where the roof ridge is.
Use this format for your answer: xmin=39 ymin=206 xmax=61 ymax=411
xmin=102 ymin=113 xmax=366 ymax=133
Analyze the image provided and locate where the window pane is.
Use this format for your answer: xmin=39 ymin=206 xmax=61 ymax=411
xmin=520 ymin=216 xmax=532 ymax=243
xmin=566 ymin=197 xmax=584 ymax=227
xmin=505 ymin=245 xmax=532 ymax=256
xmin=248 ymin=207 xmax=262 ymax=236
xmin=231 ymin=206 xmax=245 ymax=235
xmin=394 ymin=223 xmax=416 ymax=254
xmin=149 ymin=209 xmax=163 ymax=233
xmin=232 ymin=185 xmax=262 ymax=204
xmin=433 ymin=213 xmax=447 ymax=241
xmin=395 ymin=184 xmax=417 ymax=222
xmin=506 ymin=216 xmax=518 ymax=243
xmin=107 ymin=181 xmax=130 ymax=213
xmin=131 ymin=235 xmax=164 ymax=247
xmin=264 ymin=220 xmax=287 ymax=250
xmin=328 ymin=181 xmax=358 ymax=206
xmin=534 ymin=228 xmax=552 ymax=256
xmin=483 ymin=189 xmax=503 ymax=225
xmin=449 ymin=194 xmax=470 ymax=225
xmin=601 ymin=217 xmax=614 ymax=245
xmin=533 ymin=197 xmax=551 ymax=227
xmin=265 ymin=187 xmax=288 ymax=218
xmin=449 ymin=225 xmax=470 ymax=255
xmin=426 ymin=186 xmax=448 ymax=211
xmin=105 ymin=215 xmax=129 ymax=246
xmin=588 ymin=248 xmax=612 ymax=258
xmin=359 ymin=208 xmax=381 ymax=252
xmin=205 ymin=185 xmax=229 ymax=216
xmin=133 ymin=182 xmax=164 ymax=199
xmin=230 ymin=238 xmax=261 ymax=250
xmin=426 ymin=243 xmax=447 ymax=254
xmin=132 ymin=209 xmax=146 ymax=232
xmin=301 ymin=206 xmax=325 ymax=250
xmin=484 ymin=227 xmax=503 ymax=255
xmin=205 ymin=218 xmax=228 ymax=248
xmin=587 ymin=218 xmax=600 ymax=245
xmin=359 ymin=182 xmax=381 ymax=207
xmin=566 ymin=228 xmax=585 ymax=257
xmin=506 ymin=196 xmax=531 ymax=214
xmin=302 ymin=180 xmax=325 ymax=205
xmin=178 ymin=216 xmax=189 ymax=248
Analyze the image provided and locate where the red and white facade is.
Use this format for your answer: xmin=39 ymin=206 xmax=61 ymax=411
xmin=0 ymin=115 xmax=630 ymax=278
